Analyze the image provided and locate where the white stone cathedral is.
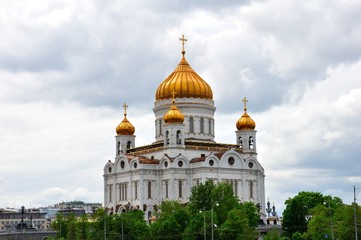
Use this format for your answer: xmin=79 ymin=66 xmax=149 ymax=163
xmin=103 ymin=36 xmax=265 ymax=220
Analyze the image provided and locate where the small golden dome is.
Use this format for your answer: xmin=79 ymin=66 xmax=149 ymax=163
xmin=155 ymin=35 xmax=213 ymax=101
xmin=116 ymin=103 xmax=135 ymax=135
xmin=236 ymin=97 xmax=256 ymax=130
xmin=164 ymin=92 xmax=184 ymax=124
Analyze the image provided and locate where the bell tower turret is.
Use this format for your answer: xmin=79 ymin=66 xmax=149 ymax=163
xmin=236 ymin=97 xmax=256 ymax=153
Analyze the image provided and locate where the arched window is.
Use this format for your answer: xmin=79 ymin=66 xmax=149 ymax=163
xmin=117 ymin=141 xmax=121 ymax=154
xmin=249 ymin=181 xmax=254 ymax=199
xmin=159 ymin=119 xmax=162 ymax=136
xmin=178 ymin=180 xmax=183 ymax=198
xmin=208 ymin=118 xmax=212 ymax=134
xmin=249 ymin=136 xmax=254 ymax=149
xmin=134 ymin=181 xmax=138 ymax=200
xmin=148 ymin=181 xmax=152 ymax=199
xmin=176 ymin=130 xmax=181 ymax=144
xmin=165 ymin=131 xmax=169 ymax=145
xmin=127 ymin=141 xmax=132 ymax=149
xmin=189 ymin=117 xmax=194 ymax=133
xmin=165 ymin=180 xmax=169 ymax=199
xmin=238 ymin=136 xmax=243 ymax=145
xmin=109 ymin=185 xmax=112 ymax=203
xmin=200 ymin=117 xmax=204 ymax=133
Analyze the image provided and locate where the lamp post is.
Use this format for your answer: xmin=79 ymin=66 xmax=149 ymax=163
xmin=354 ymin=186 xmax=361 ymax=240
xmin=211 ymin=203 xmax=219 ymax=240
xmin=200 ymin=210 xmax=206 ymax=240
xmin=325 ymin=200 xmax=335 ymax=240
xmin=121 ymin=214 xmax=124 ymax=240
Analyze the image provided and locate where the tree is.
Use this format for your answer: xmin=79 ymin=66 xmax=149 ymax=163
xmin=111 ymin=210 xmax=150 ymax=240
xmin=218 ymin=208 xmax=257 ymax=240
xmin=263 ymin=229 xmax=281 ymax=240
xmin=188 ymin=180 xmax=215 ymax=213
xmin=188 ymin=180 xmax=240 ymax=225
xmin=302 ymin=204 xmax=331 ymax=240
xmin=183 ymin=211 xmax=209 ymax=240
xmin=282 ymin=191 xmax=325 ymax=236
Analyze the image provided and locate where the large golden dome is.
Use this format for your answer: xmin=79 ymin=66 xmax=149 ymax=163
xmin=236 ymin=97 xmax=256 ymax=130
xmin=164 ymin=97 xmax=184 ymax=124
xmin=155 ymin=50 xmax=213 ymax=101
xmin=116 ymin=103 xmax=135 ymax=135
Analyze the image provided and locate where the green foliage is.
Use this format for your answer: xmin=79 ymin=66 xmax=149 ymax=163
xmin=183 ymin=211 xmax=209 ymax=240
xmin=188 ymin=180 xmax=215 ymax=213
xmin=188 ymin=180 xmax=241 ymax=225
xmin=264 ymin=229 xmax=281 ymax=240
xmin=282 ymin=191 xmax=325 ymax=236
xmin=218 ymin=208 xmax=257 ymax=240
xmin=291 ymin=231 xmax=303 ymax=240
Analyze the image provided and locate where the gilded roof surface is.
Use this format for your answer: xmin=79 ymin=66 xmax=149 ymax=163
xmin=116 ymin=103 xmax=135 ymax=135
xmin=155 ymin=53 xmax=213 ymax=101
xmin=236 ymin=112 xmax=256 ymax=130
xmin=116 ymin=116 xmax=135 ymax=135
xmin=236 ymin=97 xmax=256 ymax=130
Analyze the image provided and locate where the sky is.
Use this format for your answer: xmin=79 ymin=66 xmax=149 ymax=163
xmin=1 ymin=0 xmax=361 ymax=215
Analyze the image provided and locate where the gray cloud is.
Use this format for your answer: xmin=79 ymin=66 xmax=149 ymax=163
xmin=1 ymin=0 xmax=361 ymax=212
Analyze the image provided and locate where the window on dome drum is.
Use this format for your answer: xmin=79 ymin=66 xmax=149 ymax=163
xmin=148 ymin=181 xmax=152 ymax=199
xmin=159 ymin=120 xmax=162 ymax=136
xmin=208 ymin=118 xmax=211 ymax=134
xmin=178 ymin=180 xmax=182 ymax=198
xmin=166 ymin=131 xmax=169 ymax=145
xmin=117 ymin=141 xmax=120 ymax=154
xmin=228 ymin=157 xmax=235 ymax=165
xmin=189 ymin=117 xmax=194 ymax=133
xmin=200 ymin=117 xmax=204 ymax=133
xmin=127 ymin=141 xmax=132 ymax=149
xmin=249 ymin=181 xmax=254 ymax=199
xmin=249 ymin=136 xmax=254 ymax=149
xmin=176 ymin=130 xmax=181 ymax=144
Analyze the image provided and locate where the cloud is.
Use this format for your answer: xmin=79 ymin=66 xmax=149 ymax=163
xmin=1 ymin=0 xmax=361 ymax=214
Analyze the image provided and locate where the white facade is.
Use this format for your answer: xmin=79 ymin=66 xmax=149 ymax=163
xmin=103 ymin=49 xmax=266 ymax=221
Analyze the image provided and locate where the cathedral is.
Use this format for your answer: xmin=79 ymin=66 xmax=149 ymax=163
xmin=103 ymin=35 xmax=266 ymax=220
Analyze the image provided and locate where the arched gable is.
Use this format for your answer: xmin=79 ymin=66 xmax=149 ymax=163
xmin=114 ymin=155 xmax=131 ymax=172
xmin=219 ymin=149 xmax=245 ymax=168
xmin=104 ymin=160 xmax=114 ymax=174
xmin=205 ymin=154 xmax=220 ymax=167
xmin=173 ymin=155 xmax=189 ymax=168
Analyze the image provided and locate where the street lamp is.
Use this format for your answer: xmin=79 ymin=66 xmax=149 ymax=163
xmin=325 ymin=200 xmax=335 ymax=240
xmin=211 ymin=203 xmax=219 ymax=240
xmin=354 ymin=186 xmax=361 ymax=240
xmin=200 ymin=210 xmax=206 ymax=240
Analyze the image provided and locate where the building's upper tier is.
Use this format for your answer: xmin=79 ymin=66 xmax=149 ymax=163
xmin=155 ymin=51 xmax=213 ymax=101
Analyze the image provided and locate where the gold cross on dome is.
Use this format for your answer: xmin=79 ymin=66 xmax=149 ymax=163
xmin=179 ymin=34 xmax=187 ymax=51
xmin=242 ymin=97 xmax=248 ymax=111
xmin=123 ymin=103 xmax=128 ymax=115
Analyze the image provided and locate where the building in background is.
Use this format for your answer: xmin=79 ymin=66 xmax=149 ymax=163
xmin=103 ymin=36 xmax=266 ymax=221
xmin=0 ymin=207 xmax=47 ymax=231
